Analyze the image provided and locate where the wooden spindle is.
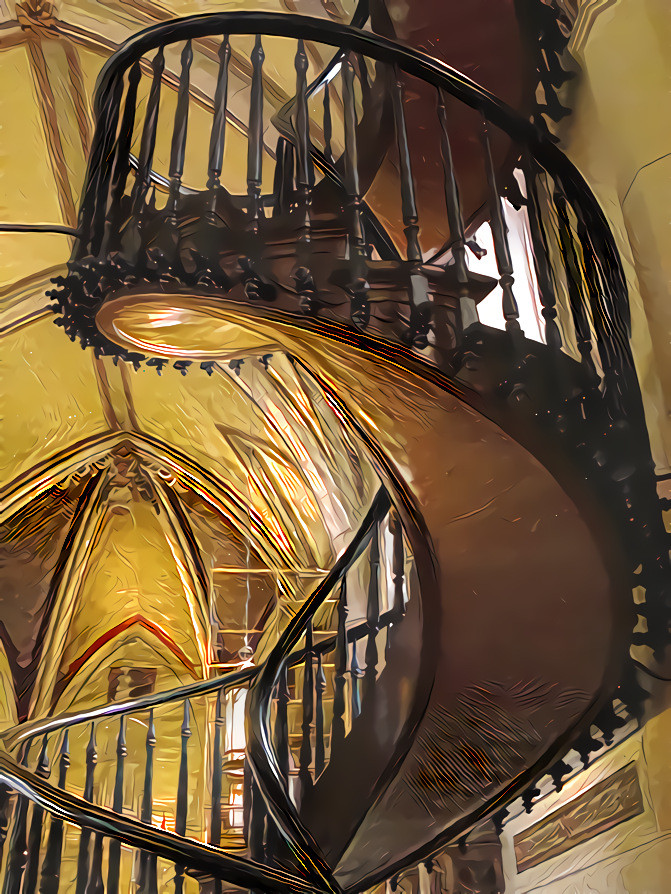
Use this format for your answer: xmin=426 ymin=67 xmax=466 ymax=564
xmin=38 ymin=734 xmax=69 ymax=894
xmin=248 ymin=777 xmax=266 ymax=862
xmin=331 ymin=578 xmax=349 ymax=745
xmin=272 ymin=137 xmax=295 ymax=217
xmin=210 ymin=692 xmax=223 ymax=847
xmin=356 ymin=54 xmax=371 ymax=105
xmin=141 ymin=710 xmax=156 ymax=825
xmin=74 ymin=725 xmax=97 ymax=894
xmin=131 ymin=47 xmax=165 ymax=215
xmin=389 ymin=509 xmax=406 ymax=619
xmin=293 ymin=39 xmax=317 ymax=314
xmin=274 ymin=666 xmax=290 ymax=781
xmin=168 ymin=40 xmax=193 ymax=216
xmin=84 ymin=833 xmax=104 ymax=894
xmin=524 ymin=159 xmax=562 ymax=351
xmin=2 ymin=755 xmax=29 ymax=894
xmin=0 ymin=784 xmax=11 ymax=874
xmin=314 ymin=652 xmax=326 ymax=777
xmin=342 ymin=56 xmax=370 ymax=328
xmin=299 ymin=620 xmax=314 ymax=793
xmin=480 ymin=120 xmax=520 ymax=332
xmin=102 ymin=60 xmax=141 ymax=252
xmin=246 ymin=35 xmax=265 ymax=235
xmin=138 ymin=711 xmax=158 ymax=894
xmin=22 ymin=737 xmax=50 ymax=894
xmin=363 ymin=529 xmax=380 ymax=704
xmin=350 ymin=640 xmax=362 ymax=720
xmin=323 ymin=82 xmax=333 ymax=163
xmin=86 ymin=75 xmax=124 ymax=256
xmin=437 ymin=89 xmax=477 ymax=328
xmin=207 ymin=35 xmax=231 ymax=213
xmin=107 ymin=716 xmax=127 ymax=894
xmin=392 ymin=70 xmax=431 ymax=348
xmin=174 ymin=699 xmax=191 ymax=894
xmin=553 ymin=186 xmax=597 ymax=378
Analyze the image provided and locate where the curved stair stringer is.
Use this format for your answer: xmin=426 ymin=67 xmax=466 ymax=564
xmin=117 ymin=297 xmax=632 ymax=892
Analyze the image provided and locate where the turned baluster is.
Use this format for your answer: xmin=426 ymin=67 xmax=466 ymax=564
xmin=2 ymin=742 xmax=31 ymax=894
xmin=167 ymin=40 xmax=193 ymax=221
xmin=0 ymin=783 xmax=11 ymax=873
xmin=299 ymin=620 xmax=315 ymax=793
xmin=248 ymin=776 xmax=266 ymax=863
xmin=272 ymin=137 xmax=295 ymax=217
xmin=389 ymin=509 xmax=406 ymax=619
xmin=210 ymin=693 xmax=223 ymax=847
xmin=323 ymin=81 xmax=333 ymax=163
xmin=342 ymin=56 xmax=370 ymax=328
xmin=107 ymin=715 xmax=127 ymax=894
xmin=356 ymin=54 xmax=371 ymax=105
xmin=314 ymin=652 xmax=326 ymax=777
xmin=74 ymin=725 xmax=97 ymax=894
xmin=480 ymin=120 xmax=520 ymax=333
xmin=130 ymin=47 xmax=165 ymax=216
xmin=86 ymin=74 xmax=124 ymax=256
xmin=573 ymin=204 xmax=623 ymax=413
xmin=363 ymin=529 xmax=381 ymax=705
xmin=350 ymin=639 xmax=362 ymax=721
xmin=331 ymin=578 xmax=349 ymax=745
xmin=247 ymin=35 xmax=266 ymax=235
xmin=274 ymin=665 xmax=291 ymax=781
xmin=392 ymin=70 xmax=431 ymax=348
xmin=553 ymin=186 xmax=598 ymax=380
xmin=524 ymin=159 xmax=562 ymax=352
xmin=207 ymin=36 xmax=231 ymax=216
xmin=22 ymin=737 xmax=50 ymax=894
xmin=437 ymin=89 xmax=477 ymax=329
xmin=174 ymin=700 xmax=191 ymax=894
xmin=84 ymin=833 xmax=104 ymax=894
xmin=102 ymin=60 xmax=141 ymax=252
xmin=138 ymin=711 xmax=158 ymax=894
xmin=293 ymin=39 xmax=317 ymax=314
xmin=39 ymin=732 xmax=69 ymax=894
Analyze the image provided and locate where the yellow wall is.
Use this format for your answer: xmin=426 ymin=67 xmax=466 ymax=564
xmin=560 ymin=0 xmax=671 ymax=470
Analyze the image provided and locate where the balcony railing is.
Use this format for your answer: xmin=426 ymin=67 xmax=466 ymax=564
xmin=30 ymin=8 xmax=671 ymax=891
xmin=48 ymin=9 xmax=669 ymax=707
xmin=0 ymin=486 xmax=428 ymax=894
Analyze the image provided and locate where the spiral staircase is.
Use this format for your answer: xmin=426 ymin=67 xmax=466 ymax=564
xmin=1 ymin=4 xmax=670 ymax=894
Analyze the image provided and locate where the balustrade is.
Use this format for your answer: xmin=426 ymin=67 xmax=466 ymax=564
xmin=0 ymin=487 xmax=415 ymax=894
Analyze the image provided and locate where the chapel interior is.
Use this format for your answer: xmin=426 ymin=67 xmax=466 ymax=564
xmin=1 ymin=1 xmax=670 ymax=893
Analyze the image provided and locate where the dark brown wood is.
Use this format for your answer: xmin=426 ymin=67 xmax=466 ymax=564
xmin=168 ymin=40 xmax=194 ymax=214
xmin=480 ymin=119 xmax=519 ymax=331
xmin=74 ymin=726 xmax=97 ymax=894
xmin=437 ymin=88 xmax=477 ymax=328
xmin=314 ymin=652 xmax=326 ymax=777
xmin=525 ymin=161 xmax=562 ymax=351
xmin=207 ymin=36 xmax=231 ymax=199
xmin=39 ymin=734 xmax=69 ymax=894
xmin=331 ymin=578 xmax=348 ymax=745
xmin=247 ymin=35 xmax=266 ymax=234
xmin=342 ymin=55 xmax=370 ymax=328
xmin=363 ymin=528 xmax=380 ymax=704
xmin=299 ymin=620 xmax=315 ymax=792
xmin=106 ymin=715 xmax=127 ymax=894
xmin=131 ymin=47 xmax=165 ymax=214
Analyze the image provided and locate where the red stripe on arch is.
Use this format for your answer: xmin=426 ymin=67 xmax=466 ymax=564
xmin=57 ymin=614 xmax=199 ymax=701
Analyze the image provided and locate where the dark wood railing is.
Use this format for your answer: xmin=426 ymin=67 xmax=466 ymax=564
xmin=40 ymin=8 xmax=671 ymax=891
xmin=0 ymin=486 xmax=419 ymax=894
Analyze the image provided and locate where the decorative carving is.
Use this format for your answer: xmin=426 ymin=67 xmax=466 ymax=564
xmin=16 ymin=0 xmax=57 ymax=35
xmin=513 ymin=762 xmax=644 ymax=872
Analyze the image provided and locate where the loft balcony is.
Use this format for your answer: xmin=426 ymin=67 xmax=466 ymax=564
xmin=1 ymin=7 xmax=669 ymax=894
